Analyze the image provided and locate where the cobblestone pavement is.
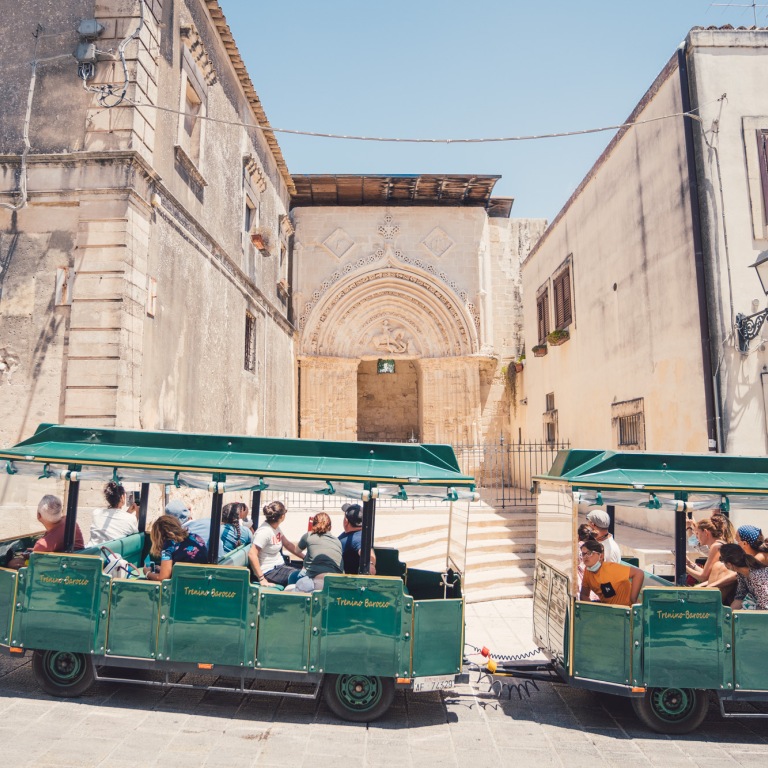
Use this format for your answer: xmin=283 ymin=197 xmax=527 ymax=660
xmin=1 ymin=600 xmax=767 ymax=768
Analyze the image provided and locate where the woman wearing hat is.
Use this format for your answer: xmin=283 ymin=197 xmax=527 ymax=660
xmin=735 ymin=525 xmax=768 ymax=565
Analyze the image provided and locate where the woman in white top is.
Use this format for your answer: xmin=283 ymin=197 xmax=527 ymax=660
xmin=87 ymin=482 xmax=139 ymax=547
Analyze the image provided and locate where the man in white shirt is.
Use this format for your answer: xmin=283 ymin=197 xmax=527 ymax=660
xmin=586 ymin=509 xmax=622 ymax=563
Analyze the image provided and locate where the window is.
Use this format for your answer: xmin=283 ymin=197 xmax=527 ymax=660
xmin=611 ymin=398 xmax=645 ymax=450
xmin=618 ymin=414 xmax=642 ymax=447
xmin=176 ymin=47 xmax=207 ymax=177
xmin=552 ymin=266 xmax=572 ymax=329
xmin=536 ymin=289 xmax=549 ymax=344
xmin=244 ymin=312 xmax=257 ymax=373
xmin=182 ymin=80 xmax=202 ymax=165
xmin=759 ymin=129 xmax=768 ymax=223
xmin=545 ymin=392 xmax=555 ymax=412
xmin=545 ymin=421 xmax=557 ymax=444
xmin=244 ymin=196 xmax=259 ymax=234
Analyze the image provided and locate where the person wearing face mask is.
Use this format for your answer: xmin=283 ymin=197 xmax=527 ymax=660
xmin=585 ymin=509 xmax=622 ymax=563
xmin=579 ymin=539 xmax=644 ymax=606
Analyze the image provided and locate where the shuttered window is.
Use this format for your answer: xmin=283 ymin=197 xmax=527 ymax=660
xmin=759 ymin=130 xmax=768 ymax=222
xmin=552 ymin=268 xmax=572 ymax=330
xmin=537 ymin=289 xmax=549 ymax=344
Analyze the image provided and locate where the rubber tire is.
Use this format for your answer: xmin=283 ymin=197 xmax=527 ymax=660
xmin=32 ymin=649 xmax=95 ymax=698
xmin=323 ymin=674 xmax=395 ymax=722
xmin=631 ymin=687 xmax=710 ymax=734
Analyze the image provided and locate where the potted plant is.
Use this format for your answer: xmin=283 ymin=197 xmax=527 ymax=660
xmin=547 ymin=328 xmax=570 ymax=346
xmin=250 ymin=226 xmax=271 ymax=254
xmin=532 ymin=344 xmax=547 ymax=357
xmin=514 ymin=353 xmax=525 ymax=373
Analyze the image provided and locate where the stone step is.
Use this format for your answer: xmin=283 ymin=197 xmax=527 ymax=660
xmin=405 ymin=549 xmax=536 ymax=570
xmin=393 ymin=536 xmax=535 ymax=558
xmin=376 ymin=525 xmax=534 ymax=551
xmin=464 ymin=583 xmax=534 ymax=603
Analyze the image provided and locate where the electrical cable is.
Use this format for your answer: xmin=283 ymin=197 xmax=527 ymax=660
xmin=122 ymin=97 xmax=706 ymax=143
xmin=464 ymin=642 xmax=544 ymax=662
xmin=81 ymin=0 xmax=145 ymax=107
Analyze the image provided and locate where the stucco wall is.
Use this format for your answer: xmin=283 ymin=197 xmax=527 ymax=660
xmin=519 ymin=60 xmax=708 ymax=451
xmin=688 ymin=29 xmax=768 ymax=454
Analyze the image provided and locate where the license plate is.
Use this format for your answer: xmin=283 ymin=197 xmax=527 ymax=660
xmin=412 ymin=675 xmax=455 ymax=692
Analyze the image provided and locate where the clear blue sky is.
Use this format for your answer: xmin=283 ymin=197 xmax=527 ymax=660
xmin=219 ymin=1 xmax=767 ymax=220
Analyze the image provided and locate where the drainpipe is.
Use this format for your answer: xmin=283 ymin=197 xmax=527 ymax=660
xmin=677 ymin=42 xmax=724 ymax=452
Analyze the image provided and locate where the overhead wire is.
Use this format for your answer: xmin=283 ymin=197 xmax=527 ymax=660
xmin=122 ymin=97 xmax=707 ymax=144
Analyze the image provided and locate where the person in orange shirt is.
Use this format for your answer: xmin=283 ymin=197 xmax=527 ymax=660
xmin=579 ymin=539 xmax=644 ymax=606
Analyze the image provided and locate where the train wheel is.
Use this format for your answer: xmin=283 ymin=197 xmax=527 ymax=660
xmin=631 ymin=687 xmax=709 ymax=734
xmin=323 ymin=674 xmax=394 ymax=722
xmin=32 ymin=650 xmax=95 ymax=697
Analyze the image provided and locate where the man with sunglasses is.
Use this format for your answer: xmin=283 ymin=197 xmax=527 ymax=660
xmin=579 ymin=539 xmax=644 ymax=606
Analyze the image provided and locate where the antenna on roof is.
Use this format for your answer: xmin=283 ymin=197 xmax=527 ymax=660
xmin=711 ymin=1 xmax=768 ymax=25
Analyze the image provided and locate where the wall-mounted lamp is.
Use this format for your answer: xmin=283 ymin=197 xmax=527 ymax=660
xmin=735 ymin=253 xmax=768 ymax=353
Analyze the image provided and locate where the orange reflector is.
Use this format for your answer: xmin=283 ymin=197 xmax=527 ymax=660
xmin=9 ymin=647 xmax=23 ymax=654
xmin=631 ymin=686 xmax=645 ymax=693
xmin=198 ymin=663 xmax=214 ymax=669
xmin=396 ymin=677 xmax=411 ymax=684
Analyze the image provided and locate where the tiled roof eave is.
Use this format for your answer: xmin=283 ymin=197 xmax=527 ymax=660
xmin=204 ymin=1 xmax=295 ymax=196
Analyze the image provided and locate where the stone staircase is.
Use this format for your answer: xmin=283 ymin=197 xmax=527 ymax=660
xmin=374 ymin=507 xmax=536 ymax=603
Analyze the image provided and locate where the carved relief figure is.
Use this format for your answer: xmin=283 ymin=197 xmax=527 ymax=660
xmin=0 ymin=347 xmax=20 ymax=384
xmin=372 ymin=320 xmax=412 ymax=355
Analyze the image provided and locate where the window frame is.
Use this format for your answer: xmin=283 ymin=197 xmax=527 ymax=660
xmin=552 ymin=261 xmax=573 ymax=331
xmin=536 ymin=286 xmax=550 ymax=345
xmin=177 ymin=46 xmax=207 ymax=172
xmin=244 ymin=312 xmax=257 ymax=373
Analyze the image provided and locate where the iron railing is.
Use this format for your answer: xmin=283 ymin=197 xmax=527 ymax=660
xmin=451 ymin=438 xmax=570 ymax=508
xmin=255 ymin=438 xmax=567 ymax=512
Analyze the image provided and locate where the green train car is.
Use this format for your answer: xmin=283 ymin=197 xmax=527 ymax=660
xmin=521 ymin=449 xmax=768 ymax=733
xmin=0 ymin=424 xmax=476 ymax=721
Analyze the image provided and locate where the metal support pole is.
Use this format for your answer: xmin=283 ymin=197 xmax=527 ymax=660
xmin=675 ymin=509 xmax=688 ymax=586
xmin=208 ymin=488 xmax=224 ymax=564
xmin=63 ymin=476 xmax=80 ymax=552
xmin=138 ymin=482 xmax=149 ymax=533
xmin=359 ymin=497 xmax=375 ymax=575
xmin=251 ymin=489 xmax=261 ymax=530
xmin=607 ymin=505 xmax=616 ymax=537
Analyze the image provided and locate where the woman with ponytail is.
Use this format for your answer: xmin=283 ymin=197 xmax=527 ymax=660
xmin=220 ymin=502 xmax=253 ymax=556
xmin=87 ymin=481 xmax=139 ymax=547
xmin=295 ymin=512 xmax=343 ymax=593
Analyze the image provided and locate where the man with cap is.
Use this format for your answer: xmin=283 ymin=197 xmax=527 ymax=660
xmin=586 ymin=509 xmax=622 ymax=563
xmin=165 ymin=499 xmax=211 ymax=545
xmin=338 ymin=503 xmax=376 ymax=575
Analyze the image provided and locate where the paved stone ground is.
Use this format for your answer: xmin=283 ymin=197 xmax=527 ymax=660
xmin=1 ymin=599 xmax=767 ymax=768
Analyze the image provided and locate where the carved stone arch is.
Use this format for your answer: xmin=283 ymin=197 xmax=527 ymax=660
xmin=299 ymin=264 xmax=479 ymax=358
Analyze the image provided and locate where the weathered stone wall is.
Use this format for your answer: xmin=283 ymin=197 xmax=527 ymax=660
xmin=0 ymin=1 xmax=296 ymax=523
xmin=293 ymin=205 xmax=542 ymax=445
xmin=357 ymin=359 xmax=419 ymax=442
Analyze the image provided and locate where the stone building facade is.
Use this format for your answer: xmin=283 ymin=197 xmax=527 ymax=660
xmin=291 ymin=176 xmax=546 ymax=445
xmin=518 ymin=27 xmax=768 ymax=458
xmin=0 ymin=0 xmax=295 ymax=513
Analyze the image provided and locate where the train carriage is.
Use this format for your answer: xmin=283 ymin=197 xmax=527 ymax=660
xmin=517 ymin=449 xmax=768 ymax=733
xmin=0 ymin=423 xmax=476 ymax=721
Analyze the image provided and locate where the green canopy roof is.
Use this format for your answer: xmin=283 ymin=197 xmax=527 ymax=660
xmin=538 ymin=449 xmax=768 ymax=495
xmin=0 ymin=424 xmax=474 ymax=487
